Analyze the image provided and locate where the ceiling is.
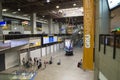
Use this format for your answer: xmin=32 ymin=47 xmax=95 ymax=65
xmin=1 ymin=0 xmax=83 ymax=24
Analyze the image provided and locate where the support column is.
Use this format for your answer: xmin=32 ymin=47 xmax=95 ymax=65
xmin=59 ymin=22 xmax=62 ymax=34
xmin=48 ymin=18 xmax=53 ymax=34
xmin=83 ymin=0 xmax=95 ymax=70
xmin=30 ymin=13 xmax=37 ymax=34
xmin=0 ymin=2 xmax=3 ymax=41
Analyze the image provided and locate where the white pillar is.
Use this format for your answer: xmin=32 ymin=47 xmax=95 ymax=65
xmin=48 ymin=18 xmax=53 ymax=34
xmin=30 ymin=13 xmax=37 ymax=34
xmin=59 ymin=22 xmax=62 ymax=34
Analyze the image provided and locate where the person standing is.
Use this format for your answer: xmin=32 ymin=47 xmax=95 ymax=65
xmin=77 ymin=59 xmax=82 ymax=68
xmin=37 ymin=59 xmax=42 ymax=69
xmin=22 ymin=58 xmax=26 ymax=67
xmin=44 ymin=60 xmax=47 ymax=69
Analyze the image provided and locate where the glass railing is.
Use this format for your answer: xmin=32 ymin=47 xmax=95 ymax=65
xmin=0 ymin=71 xmax=36 ymax=80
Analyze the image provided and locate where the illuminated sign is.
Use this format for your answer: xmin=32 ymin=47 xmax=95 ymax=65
xmin=0 ymin=21 xmax=6 ymax=26
xmin=43 ymin=36 xmax=49 ymax=44
xmin=107 ymin=0 xmax=120 ymax=9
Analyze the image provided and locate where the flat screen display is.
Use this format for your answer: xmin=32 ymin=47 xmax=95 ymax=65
xmin=43 ymin=36 xmax=49 ymax=44
xmin=0 ymin=21 xmax=6 ymax=26
xmin=53 ymin=36 xmax=57 ymax=42
xmin=49 ymin=36 xmax=53 ymax=43
xmin=107 ymin=0 xmax=120 ymax=9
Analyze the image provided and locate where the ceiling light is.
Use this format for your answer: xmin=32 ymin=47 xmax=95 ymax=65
xmin=58 ymin=10 xmax=63 ymax=13
xmin=14 ymin=27 xmax=17 ymax=30
xmin=2 ymin=9 xmax=7 ymax=12
xmin=18 ymin=9 xmax=21 ymax=11
xmin=56 ymin=5 xmax=59 ymax=9
xmin=42 ymin=16 xmax=45 ymax=17
xmin=47 ymin=0 xmax=50 ymax=3
xmin=73 ymin=3 xmax=76 ymax=6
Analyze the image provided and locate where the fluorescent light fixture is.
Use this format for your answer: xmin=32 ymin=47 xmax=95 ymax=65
xmin=2 ymin=9 xmax=7 ymax=12
xmin=56 ymin=5 xmax=60 ymax=8
xmin=47 ymin=0 xmax=50 ymax=3
xmin=12 ymin=11 xmax=17 ymax=14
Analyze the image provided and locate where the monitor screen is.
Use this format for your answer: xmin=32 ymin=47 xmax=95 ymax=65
xmin=107 ymin=0 xmax=120 ymax=9
xmin=49 ymin=36 xmax=53 ymax=43
xmin=53 ymin=36 xmax=57 ymax=42
xmin=43 ymin=36 xmax=49 ymax=44
xmin=0 ymin=21 xmax=6 ymax=26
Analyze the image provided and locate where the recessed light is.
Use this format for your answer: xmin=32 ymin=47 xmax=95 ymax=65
xmin=2 ymin=9 xmax=8 ymax=12
xmin=73 ymin=3 xmax=76 ymax=6
xmin=47 ymin=0 xmax=50 ymax=3
xmin=56 ymin=5 xmax=59 ymax=9
xmin=18 ymin=9 xmax=21 ymax=11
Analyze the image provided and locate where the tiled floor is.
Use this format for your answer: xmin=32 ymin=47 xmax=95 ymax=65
xmin=0 ymin=48 xmax=94 ymax=80
xmin=35 ymin=48 xmax=94 ymax=80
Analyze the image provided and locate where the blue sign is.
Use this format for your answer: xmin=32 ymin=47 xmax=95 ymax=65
xmin=49 ymin=36 xmax=53 ymax=43
xmin=0 ymin=21 xmax=6 ymax=26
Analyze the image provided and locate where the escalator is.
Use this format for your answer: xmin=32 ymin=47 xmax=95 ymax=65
xmin=71 ymin=25 xmax=83 ymax=47
xmin=64 ymin=24 xmax=83 ymax=55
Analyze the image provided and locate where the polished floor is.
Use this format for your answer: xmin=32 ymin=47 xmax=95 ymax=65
xmin=0 ymin=47 xmax=94 ymax=80
xmin=35 ymin=48 xmax=94 ymax=80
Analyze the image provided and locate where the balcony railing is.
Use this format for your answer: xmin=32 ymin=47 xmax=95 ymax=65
xmin=99 ymin=33 xmax=120 ymax=59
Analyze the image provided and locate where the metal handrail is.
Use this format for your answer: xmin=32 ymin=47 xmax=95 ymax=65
xmin=99 ymin=33 xmax=120 ymax=59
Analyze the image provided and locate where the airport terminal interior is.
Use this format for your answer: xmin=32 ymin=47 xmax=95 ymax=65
xmin=0 ymin=0 xmax=120 ymax=80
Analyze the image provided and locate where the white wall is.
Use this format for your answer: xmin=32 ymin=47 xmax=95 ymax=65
xmin=99 ymin=72 xmax=108 ymax=80
xmin=3 ymin=30 xmax=10 ymax=34
xmin=20 ymin=52 xmax=27 ymax=65
xmin=47 ymin=46 xmax=50 ymax=55
xmin=54 ymin=23 xmax=59 ymax=34
xmin=42 ymin=47 xmax=46 ymax=57
xmin=54 ymin=44 xmax=57 ymax=52
xmin=56 ymin=44 xmax=59 ymax=50
xmin=42 ymin=23 xmax=48 ymax=34
xmin=30 ymin=49 xmax=41 ymax=60
xmin=11 ymin=25 xmax=24 ymax=34
xmin=5 ymin=51 xmax=19 ymax=69
xmin=51 ymin=45 xmax=54 ymax=53
xmin=24 ymin=31 xmax=31 ymax=34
